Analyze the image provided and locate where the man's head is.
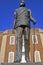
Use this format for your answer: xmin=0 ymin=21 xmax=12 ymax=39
xmin=20 ymin=1 xmax=25 ymax=7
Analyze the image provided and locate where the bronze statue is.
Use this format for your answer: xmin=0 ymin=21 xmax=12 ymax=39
xmin=13 ymin=1 xmax=36 ymax=63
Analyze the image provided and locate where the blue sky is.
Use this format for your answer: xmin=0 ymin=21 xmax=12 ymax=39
xmin=0 ymin=0 xmax=43 ymax=31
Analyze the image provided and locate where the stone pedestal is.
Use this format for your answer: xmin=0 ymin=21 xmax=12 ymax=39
xmin=1 ymin=63 xmax=43 ymax=65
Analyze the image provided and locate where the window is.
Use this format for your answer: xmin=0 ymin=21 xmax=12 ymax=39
xmin=8 ymin=52 xmax=14 ymax=63
xmin=32 ymin=35 xmax=38 ymax=44
xmin=34 ymin=51 xmax=41 ymax=62
xmin=10 ymin=36 xmax=15 ymax=45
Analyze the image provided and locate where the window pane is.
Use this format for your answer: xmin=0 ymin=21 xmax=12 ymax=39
xmin=34 ymin=51 xmax=41 ymax=62
xmin=8 ymin=52 xmax=14 ymax=63
xmin=32 ymin=35 xmax=38 ymax=44
xmin=10 ymin=36 xmax=15 ymax=45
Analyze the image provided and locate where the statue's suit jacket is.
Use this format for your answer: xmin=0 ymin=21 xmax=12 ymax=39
xmin=13 ymin=7 xmax=36 ymax=29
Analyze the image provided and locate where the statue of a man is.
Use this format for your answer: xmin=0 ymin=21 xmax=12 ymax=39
xmin=13 ymin=1 xmax=36 ymax=63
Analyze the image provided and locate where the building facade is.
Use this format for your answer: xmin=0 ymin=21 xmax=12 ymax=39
xmin=0 ymin=29 xmax=43 ymax=63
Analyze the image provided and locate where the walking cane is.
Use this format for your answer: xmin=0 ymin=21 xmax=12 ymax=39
xmin=33 ymin=23 xmax=36 ymax=62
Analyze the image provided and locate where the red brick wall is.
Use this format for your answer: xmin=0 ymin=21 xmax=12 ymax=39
xmin=0 ymin=29 xmax=43 ymax=63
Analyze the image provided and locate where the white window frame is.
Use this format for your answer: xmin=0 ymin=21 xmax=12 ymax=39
xmin=34 ymin=51 xmax=41 ymax=62
xmin=32 ymin=35 xmax=38 ymax=44
xmin=10 ymin=36 xmax=15 ymax=45
xmin=8 ymin=52 xmax=14 ymax=63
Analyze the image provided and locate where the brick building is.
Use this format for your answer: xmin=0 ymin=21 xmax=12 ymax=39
xmin=0 ymin=28 xmax=43 ymax=63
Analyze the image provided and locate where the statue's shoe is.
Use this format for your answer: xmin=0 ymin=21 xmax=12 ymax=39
xmin=14 ymin=60 xmax=21 ymax=63
xmin=26 ymin=59 xmax=30 ymax=63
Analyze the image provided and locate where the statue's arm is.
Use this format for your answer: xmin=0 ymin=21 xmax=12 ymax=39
xmin=30 ymin=10 xmax=36 ymax=24
xmin=13 ymin=11 xmax=17 ymax=29
xmin=14 ymin=11 xmax=17 ymax=22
